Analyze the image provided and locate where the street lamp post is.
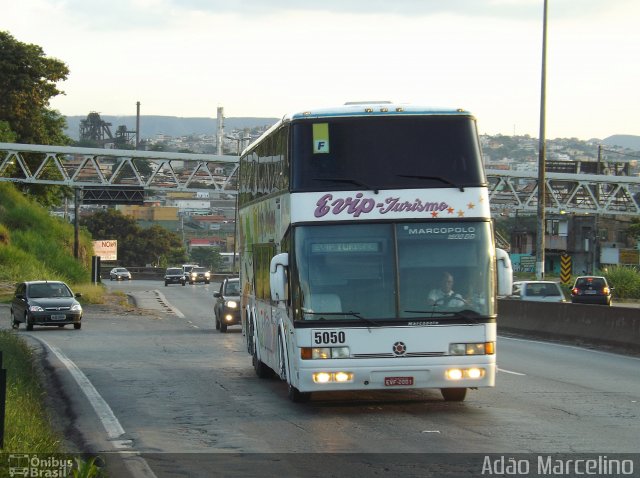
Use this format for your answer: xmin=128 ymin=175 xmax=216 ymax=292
xmin=535 ymin=0 xmax=548 ymax=280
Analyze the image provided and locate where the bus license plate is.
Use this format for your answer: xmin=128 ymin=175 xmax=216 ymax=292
xmin=51 ymin=314 xmax=66 ymax=320
xmin=385 ymin=376 xmax=414 ymax=386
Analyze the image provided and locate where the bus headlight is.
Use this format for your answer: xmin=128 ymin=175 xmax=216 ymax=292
xmin=302 ymin=347 xmax=350 ymax=360
xmin=449 ymin=342 xmax=495 ymax=356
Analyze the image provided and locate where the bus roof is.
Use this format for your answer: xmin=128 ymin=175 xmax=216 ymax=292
xmin=288 ymin=103 xmax=472 ymax=121
xmin=242 ymin=103 xmax=474 ymax=155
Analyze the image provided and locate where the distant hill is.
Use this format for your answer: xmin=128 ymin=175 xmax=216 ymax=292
xmin=602 ymin=135 xmax=640 ymax=150
xmin=63 ymin=115 xmax=279 ymax=141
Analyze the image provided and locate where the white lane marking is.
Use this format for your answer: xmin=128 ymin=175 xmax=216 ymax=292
xmin=45 ymin=343 xmax=126 ymax=440
xmin=498 ymin=368 xmax=526 ymax=376
xmin=500 ymin=335 xmax=640 ymax=361
xmin=35 ymin=338 xmax=160 ymax=478
xmin=154 ymin=290 xmax=185 ymax=318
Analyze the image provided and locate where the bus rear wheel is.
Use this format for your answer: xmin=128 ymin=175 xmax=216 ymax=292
xmin=251 ymin=327 xmax=271 ymax=378
xmin=441 ymin=388 xmax=467 ymax=402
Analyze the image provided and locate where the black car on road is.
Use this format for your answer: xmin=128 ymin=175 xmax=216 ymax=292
xmin=164 ymin=267 xmax=186 ymax=286
xmin=214 ymin=277 xmax=240 ymax=332
xmin=10 ymin=281 xmax=83 ymax=330
xmin=570 ymin=276 xmax=613 ymax=306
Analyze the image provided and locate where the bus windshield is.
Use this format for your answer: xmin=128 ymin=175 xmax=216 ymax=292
xmin=291 ymin=115 xmax=485 ymax=192
xmin=292 ymin=222 xmax=495 ymax=322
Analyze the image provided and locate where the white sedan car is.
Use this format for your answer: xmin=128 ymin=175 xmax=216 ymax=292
xmin=109 ymin=267 xmax=132 ymax=281
xmin=509 ymin=280 xmax=566 ymax=302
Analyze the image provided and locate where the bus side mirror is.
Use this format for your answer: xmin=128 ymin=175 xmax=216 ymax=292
xmin=270 ymin=253 xmax=289 ymax=302
xmin=496 ymin=248 xmax=513 ymax=297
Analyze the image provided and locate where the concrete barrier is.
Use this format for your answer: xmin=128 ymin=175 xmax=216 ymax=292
xmin=498 ymin=299 xmax=640 ymax=353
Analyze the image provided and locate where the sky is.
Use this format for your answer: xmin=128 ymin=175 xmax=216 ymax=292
xmin=2 ymin=0 xmax=639 ymax=140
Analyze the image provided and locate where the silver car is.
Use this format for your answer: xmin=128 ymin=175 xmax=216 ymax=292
xmin=509 ymin=280 xmax=566 ymax=302
xmin=109 ymin=267 xmax=132 ymax=281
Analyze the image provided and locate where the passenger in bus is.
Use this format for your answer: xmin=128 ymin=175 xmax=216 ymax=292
xmin=427 ymin=272 xmax=466 ymax=307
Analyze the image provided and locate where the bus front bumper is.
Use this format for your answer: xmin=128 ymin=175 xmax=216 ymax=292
xmin=294 ymin=361 xmax=496 ymax=393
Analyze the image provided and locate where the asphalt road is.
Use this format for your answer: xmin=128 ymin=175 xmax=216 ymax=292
xmin=3 ymin=279 xmax=639 ymax=477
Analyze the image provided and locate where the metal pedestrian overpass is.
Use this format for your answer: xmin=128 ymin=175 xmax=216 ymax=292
xmin=1 ymin=142 xmax=639 ymax=215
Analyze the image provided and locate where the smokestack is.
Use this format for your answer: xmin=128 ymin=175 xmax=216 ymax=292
xmin=136 ymin=101 xmax=141 ymax=150
xmin=217 ymin=106 xmax=224 ymax=155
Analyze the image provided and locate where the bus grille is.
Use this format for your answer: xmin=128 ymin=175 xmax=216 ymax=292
xmin=352 ymin=352 xmax=446 ymax=358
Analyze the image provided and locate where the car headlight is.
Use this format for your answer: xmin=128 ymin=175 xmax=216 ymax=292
xmin=225 ymin=300 xmax=238 ymax=308
xmin=205 ymin=272 xmax=210 ymax=278
xmin=71 ymin=304 xmax=82 ymax=312
xmin=29 ymin=305 xmax=44 ymax=312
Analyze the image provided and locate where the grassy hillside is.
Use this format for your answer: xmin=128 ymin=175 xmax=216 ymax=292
xmin=0 ymin=183 xmax=93 ymax=287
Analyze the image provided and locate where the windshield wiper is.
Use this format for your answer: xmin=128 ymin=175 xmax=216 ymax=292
xmin=312 ymin=177 xmax=379 ymax=194
xmin=397 ymin=174 xmax=464 ymax=192
xmin=404 ymin=309 xmax=480 ymax=324
xmin=302 ymin=309 xmax=381 ymax=327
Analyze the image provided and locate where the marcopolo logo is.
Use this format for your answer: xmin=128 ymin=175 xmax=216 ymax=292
xmin=8 ymin=454 xmax=74 ymax=477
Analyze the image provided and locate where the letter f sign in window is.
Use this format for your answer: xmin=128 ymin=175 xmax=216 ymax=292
xmin=313 ymin=123 xmax=330 ymax=154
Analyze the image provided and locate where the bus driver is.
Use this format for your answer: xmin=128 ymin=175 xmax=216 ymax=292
xmin=428 ymin=272 xmax=466 ymax=307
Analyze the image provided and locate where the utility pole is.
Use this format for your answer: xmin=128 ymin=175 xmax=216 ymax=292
xmin=74 ymin=188 xmax=80 ymax=259
xmin=535 ymin=0 xmax=548 ymax=280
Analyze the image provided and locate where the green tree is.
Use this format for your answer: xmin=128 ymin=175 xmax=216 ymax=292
xmin=189 ymin=247 xmax=224 ymax=271
xmin=0 ymin=31 xmax=72 ymax=206
xmin=0 ymin=31 xmax=70 ymax=145
xmin=627 ymin=218 xmax=640 ymax=241
xmin=80 ymin=209 xmax=186 ymax=267
xmin=0 ymin=120 xmax=17 ymax=142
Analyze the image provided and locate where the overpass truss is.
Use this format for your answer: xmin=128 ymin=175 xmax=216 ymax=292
xmin=0 ymin=142 xmax=239 ymax=195
xmin=486 ymin=169 xmax=640 ymax=216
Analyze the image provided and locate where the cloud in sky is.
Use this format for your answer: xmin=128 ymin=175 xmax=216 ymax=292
xmin=2 ymin=0 xmax=639 ymax=140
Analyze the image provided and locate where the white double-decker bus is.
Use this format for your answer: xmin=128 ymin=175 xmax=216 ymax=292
xmin=237 ymin=102 xmax=512 ymax=402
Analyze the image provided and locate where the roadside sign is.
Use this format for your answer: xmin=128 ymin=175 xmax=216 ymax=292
xmin=93 ymin=240 xmax=118 ymax=261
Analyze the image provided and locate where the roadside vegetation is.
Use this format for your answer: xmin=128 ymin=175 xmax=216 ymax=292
xmin=0 ymin=330 xmax=63 ymax=452
xmin=0 ymin=183 xmax=95 ymax=296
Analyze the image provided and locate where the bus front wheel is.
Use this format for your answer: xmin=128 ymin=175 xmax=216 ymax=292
xmin=288 ymin=383 xmax=311 ymax=403
xmin=441 ymin=388 xmax=467 ymax=402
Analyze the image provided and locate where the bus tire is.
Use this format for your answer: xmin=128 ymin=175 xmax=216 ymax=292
xmin=441 ymin=388 xmax=467 ymax=402
xmin=288 ymin=383 xmax=311 ymax=403
xmin=251 ymin=321 xmax=271 ymax=379
xmin=253 ymin=350 xmax=270 ymax=379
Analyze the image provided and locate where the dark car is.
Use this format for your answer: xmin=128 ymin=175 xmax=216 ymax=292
xmin=214 ymin=277 xmax=240 ymax=332
xmin=10 ymin=281 xmax=83 ymax=331
xmin=571 ymin=276 xmax=613 ymax=306
xmin=189 ymin=267 xmax=211 ymax=284
xmin=164 ymin=267 xmax=186 ymax=286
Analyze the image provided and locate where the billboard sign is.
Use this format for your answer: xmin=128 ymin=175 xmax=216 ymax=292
xmin=93 ymin=240 xmax=118 ymax=261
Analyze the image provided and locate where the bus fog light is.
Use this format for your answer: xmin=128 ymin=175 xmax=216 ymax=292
xmin=331 ymin=347 xmax=350 ymax=359
xmin=467 ymin=368 xmax=483 ymax=379
xmin=446 ymin=369 xmax=463 ymax=380
xmin=313 ymin=372 xmax=331 ymax=383
xmin=334 ymin=372 xmax=353 ymax=382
